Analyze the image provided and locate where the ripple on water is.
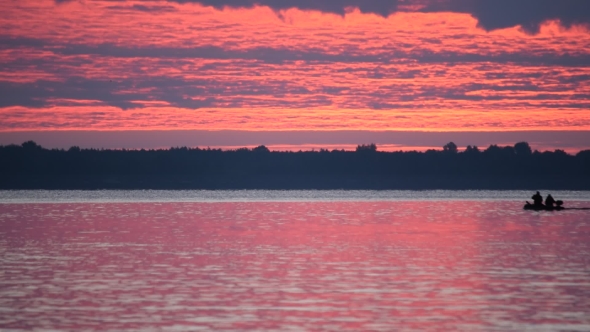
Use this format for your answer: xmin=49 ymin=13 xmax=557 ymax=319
xmin=0 ymin=200 xmax=589 ymax=331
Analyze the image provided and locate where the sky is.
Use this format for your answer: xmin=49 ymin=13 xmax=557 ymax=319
xmin=1 ymin=0 xmax=590 ymax=151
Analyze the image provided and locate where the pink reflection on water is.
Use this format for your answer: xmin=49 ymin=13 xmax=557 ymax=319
xmin=1 ymin=201 xmax=590 ymax=331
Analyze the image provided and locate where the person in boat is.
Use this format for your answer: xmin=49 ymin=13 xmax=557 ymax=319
xmin=531 ymin=191 xmax=543 ymax=207
xmin=545 ymin=194 xmax=556 ymax=208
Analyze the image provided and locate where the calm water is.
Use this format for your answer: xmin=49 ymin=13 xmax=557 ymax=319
xmin=1 ymin=191 xmax=590 ymax=331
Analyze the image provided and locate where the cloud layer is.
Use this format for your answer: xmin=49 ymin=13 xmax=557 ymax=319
xmin=164 ymin=0 xmax=590 ymax=33
xmin=1 ymin=0 xmax=589 ymax=133
xmin=55 ymin=0 xmax=590 ymax=33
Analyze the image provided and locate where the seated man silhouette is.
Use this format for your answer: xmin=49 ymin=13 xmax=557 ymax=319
xmin=532 ymin=191 xmax=544 ymax=207
xmin=545 ymin=194 xmax=556 ymax=208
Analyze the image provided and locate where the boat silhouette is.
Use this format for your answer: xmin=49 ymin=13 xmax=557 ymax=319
xmin=524 ymin=200 xmax=564 ymax=211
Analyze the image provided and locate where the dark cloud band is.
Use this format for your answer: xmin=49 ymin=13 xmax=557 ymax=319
xmin=168 ymin=0 xmax=399 ymax=16
xmin=3 ymin=37 xmax=590 ymax=66
xmin=422 ymin=0 xmax=590 ymax=34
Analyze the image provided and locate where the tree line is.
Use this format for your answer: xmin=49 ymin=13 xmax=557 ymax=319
xmin=1 ymin=141 xmax=589 ymax=189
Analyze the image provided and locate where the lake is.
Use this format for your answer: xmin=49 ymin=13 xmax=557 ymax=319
xmin=1 ymin=190 xmax=590 ymax=331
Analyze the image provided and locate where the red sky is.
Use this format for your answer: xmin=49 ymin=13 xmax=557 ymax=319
xmin=1 ymin=0 xmax=589 ymax=151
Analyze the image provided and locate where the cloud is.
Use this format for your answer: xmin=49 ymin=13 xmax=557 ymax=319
xmin=0 ymin=79 xmax=141 ymax=109
xmin=0 ymin=75 xmax=318 ymax=110
xmin=54 ymin=0 xmax=399 ymax=16
xmin=53 ymin=0 xmax=589 ymax=34
xmin=3 ymin=36 xmax=590 ymax=67
xmin=412 ymin=51 xmax=590 ymax=67
xmin=175 ymin=0 xmax=590 ymax=34
xmin=55 ymin=46 xmax=590 ymax=67
xmin=0 ymin=77 xmax=208 ymax=109
xmin=421 ymin=0 xmax=590 ymax=34
xmin=106 ymin=4 xmax=178 ymax=13
xmin=168 ymin=0 xmax=399 ymax=16
xmin=2 ymin=68 xmax=588 ymax=111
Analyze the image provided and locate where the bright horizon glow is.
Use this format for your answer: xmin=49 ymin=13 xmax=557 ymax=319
xmin=2 ymin=130 xmax=589 ymax=154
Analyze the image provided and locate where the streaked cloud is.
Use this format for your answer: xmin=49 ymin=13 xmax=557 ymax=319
xmin=55 ymin=0 xmax=590 ymax=35
xmin=1 ymin=0 xmax=589 ymax=135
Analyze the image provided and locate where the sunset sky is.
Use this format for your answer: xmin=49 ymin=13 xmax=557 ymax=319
xmin=1 ymin=0 xmax=589 ymax=151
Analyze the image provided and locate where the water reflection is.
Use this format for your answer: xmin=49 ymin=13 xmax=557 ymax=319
xmin=0 ymin=201 xmax=589 ymax=331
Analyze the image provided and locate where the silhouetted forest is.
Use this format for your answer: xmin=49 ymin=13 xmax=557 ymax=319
xmin=1 ymin=141 xmax=589 ymax=189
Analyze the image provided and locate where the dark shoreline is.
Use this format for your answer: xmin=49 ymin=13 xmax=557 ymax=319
xmin=3 ymin=174 xmax=589 ymax=190
xmin=3 ymin=141 xmax=589 ymax=190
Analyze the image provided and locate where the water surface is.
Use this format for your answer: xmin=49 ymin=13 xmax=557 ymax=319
xmin=1 ymin=191 xmax=589 ymax=331
xmin=2 ymin=189 xmax=590 ymax=203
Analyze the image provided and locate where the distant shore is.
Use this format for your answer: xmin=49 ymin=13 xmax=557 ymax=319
xmin=2 ymin=141 xmax=589 ymax=190
xmin=2 ymin=174 xmax=590 ymax=190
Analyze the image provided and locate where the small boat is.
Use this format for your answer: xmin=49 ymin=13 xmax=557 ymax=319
xmin=524 ymin=201 xmax=564 ymax=211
